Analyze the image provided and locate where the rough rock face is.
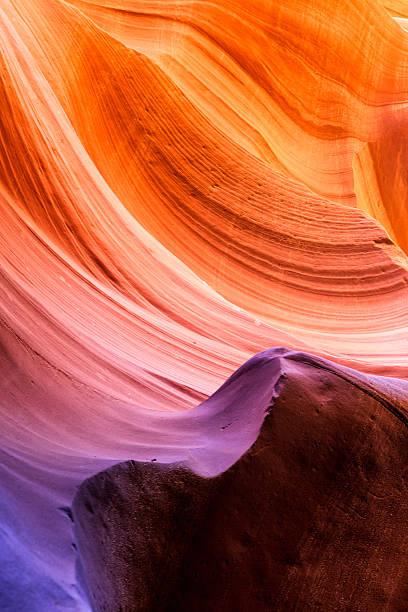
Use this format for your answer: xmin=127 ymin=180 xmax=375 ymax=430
xmin=73 ymin=355 xmax=408 ymax=611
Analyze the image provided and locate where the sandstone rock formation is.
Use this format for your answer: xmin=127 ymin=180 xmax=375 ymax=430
xmin=73 ymin=351 xmax=408 ymax=611
xmin=1 ymin=0 xmax=408 ymax=609
xmin=64 ymin=0 xmax=408 ymax=202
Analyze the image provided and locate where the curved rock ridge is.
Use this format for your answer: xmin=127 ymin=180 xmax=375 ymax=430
xmin=64 ymin=0 xmax=408 ymax=203
xmin=72 ymin=349 xmax=408 ymax=611
xmin=2 ymin=0 xmax=408 ymax=370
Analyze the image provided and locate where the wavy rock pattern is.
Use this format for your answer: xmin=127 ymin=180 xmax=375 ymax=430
xmin=65 ymin=0 xmax=408 ymax=202
xmin=1 ymin=0 xmax=408 ymax=610
xmin=4 ymin=0 xmax=408 ymax=369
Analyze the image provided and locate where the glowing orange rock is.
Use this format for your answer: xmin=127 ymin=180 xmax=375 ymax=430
xmin=383 ymin=0 xmax=408 ymax=18
xmin=65 ymin=0 xmax=408 ymax=203
xmin=354 ymin=121 xmax=408 ymax=257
